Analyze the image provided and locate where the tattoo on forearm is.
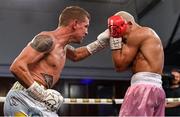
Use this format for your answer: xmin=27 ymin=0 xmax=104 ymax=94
xmin=66 ymin=44 xmax=75 ymax=52
xmin=30 ymin=35 xmax=53 ymax=52
xmin=41 ymin=73 xmax=53 ymax=88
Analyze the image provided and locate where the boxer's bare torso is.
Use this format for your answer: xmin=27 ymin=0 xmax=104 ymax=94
xmin=112 ymin=26 xmax=164 ymax=74
xmin=131 ymin=27 xmax=164 ymax=74
xmin=10 ymin=15 xmax=90 ymax=89
xmin=12 ymin=31 xmax=67 ymax=88
xmin=29 ymin=32 xmax=67 ymax=88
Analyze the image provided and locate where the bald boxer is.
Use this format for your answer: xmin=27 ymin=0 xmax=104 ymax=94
xmin=62 ymin=11 xmax=166 ymax=116
xmin=108 ymin=11 xmax=165 ymax=116
xmin=3 ymin=6 xmax=92 ymax=116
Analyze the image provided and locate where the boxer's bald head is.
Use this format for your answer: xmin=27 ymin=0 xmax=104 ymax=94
xmin=114 ymin=11 xmax=135 ymax=24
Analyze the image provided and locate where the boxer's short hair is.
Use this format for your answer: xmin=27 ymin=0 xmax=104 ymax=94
xmin=58 ymin=6 xmax=90 ymax=26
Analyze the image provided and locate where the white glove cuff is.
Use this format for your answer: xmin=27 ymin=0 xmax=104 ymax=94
xmin=110 ymin=37 xmax=122 ymax=50
xmin=86 ymin=40 xmax=104 ymax=54
xmin=86 ymin=29 xmax=109 ymax=54
xmin=27 ymin=81 xmax=45 ymax=101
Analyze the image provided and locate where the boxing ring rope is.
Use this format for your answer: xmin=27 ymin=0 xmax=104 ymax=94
xmin=0 ymin=97 xmax=180 ymax=104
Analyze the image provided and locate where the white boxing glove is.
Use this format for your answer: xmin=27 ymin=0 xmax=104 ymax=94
xmin=27 ymin=81 xmax=64 ymax=112
xmin=43 ymin=89 xmax=64 ymax=112
xmin=109 ymin=37 xmax=122 ymax=50
xmin=86 ymin=29 xmax=110 ymax=54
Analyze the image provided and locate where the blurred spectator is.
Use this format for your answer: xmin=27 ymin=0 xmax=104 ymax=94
xmin=163 ymin=69 xmax=180 ymax=116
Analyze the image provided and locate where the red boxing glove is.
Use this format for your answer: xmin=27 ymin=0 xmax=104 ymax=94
xmin=108 ymin=15 xmax=128 ymax=38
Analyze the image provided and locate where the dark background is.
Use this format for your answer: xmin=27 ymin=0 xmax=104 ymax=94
xmin=1 ymin=0 xmax=180 ymax=79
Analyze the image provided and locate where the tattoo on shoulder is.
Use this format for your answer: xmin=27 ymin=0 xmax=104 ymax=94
xmin=30 ymin=35 xmax=53 ymax=52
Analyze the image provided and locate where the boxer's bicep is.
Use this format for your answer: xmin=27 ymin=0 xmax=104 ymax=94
xmin=14 ymin=46 xmax=43 ymax=65
xmin=16 ymin=35 xmax=54 ymax=64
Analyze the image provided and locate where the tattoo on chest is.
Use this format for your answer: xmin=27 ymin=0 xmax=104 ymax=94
xmin=30 ymin=35 xmax=53 ymax=52
xmin=41 ymin=73 xmax=53 ymax=88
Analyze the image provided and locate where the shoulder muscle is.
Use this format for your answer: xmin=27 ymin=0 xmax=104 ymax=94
xmin=30 ymin=35 xmax=53 ymax=52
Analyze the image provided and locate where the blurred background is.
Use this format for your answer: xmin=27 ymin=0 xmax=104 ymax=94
xmin=0 ymin=0 xmax=180 ymax=116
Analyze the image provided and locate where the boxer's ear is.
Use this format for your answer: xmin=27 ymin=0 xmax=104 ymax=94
xmin=127 ymin=21 xmax=132 ymax=25
xmin=72 ymin=19 xmax=79 ymax=30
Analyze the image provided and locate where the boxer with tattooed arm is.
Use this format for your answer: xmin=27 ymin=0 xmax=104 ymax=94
xmin=4 ymin=6 xmax=91 ymax=116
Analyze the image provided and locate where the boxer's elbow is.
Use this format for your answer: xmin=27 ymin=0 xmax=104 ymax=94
xmin=67 ymin=55 xmax=77 ymax=62
xmin=10 ymin=62 xmax=26 ymax=75
xmin=68 ymin=54 xmax=81 ymax=62
xmin=114 ymin=64 xmax=126 ymax=72
xmin=113 ymin=58 xmax=129 ymax=72
xmin=10 ymin=62 xmax=18 ymax=74
xmin=70 ymin=57 xmax=80 ymax=62
xmin=67 ymin=52 xmax=82 ymax=62
xmin=71 ymin=56 xmax=86 ymax=62
xmin=69 ymin=52 xmax=90 ymax=62
xmin=115 ymin=67 xmax=125 ymax=72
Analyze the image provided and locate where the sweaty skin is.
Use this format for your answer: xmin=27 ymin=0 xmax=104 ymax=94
xmin=65 ymin=18 xmax=164 ymax=75
xmin=10 ymin=16 xmax=90 ymax=89
xmin=111 ymin=26 xmax=164 ymax=74
xmin=29 ymin=33 xmax=66 ymax=88
xmin=11 ymin=32 xmax=67 ymax=88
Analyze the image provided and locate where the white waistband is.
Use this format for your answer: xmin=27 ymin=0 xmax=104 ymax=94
xmin=11 ymin=81 xmax=26 ymax=91
xmin=131 ymin=72 xmax=162 ymax=87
